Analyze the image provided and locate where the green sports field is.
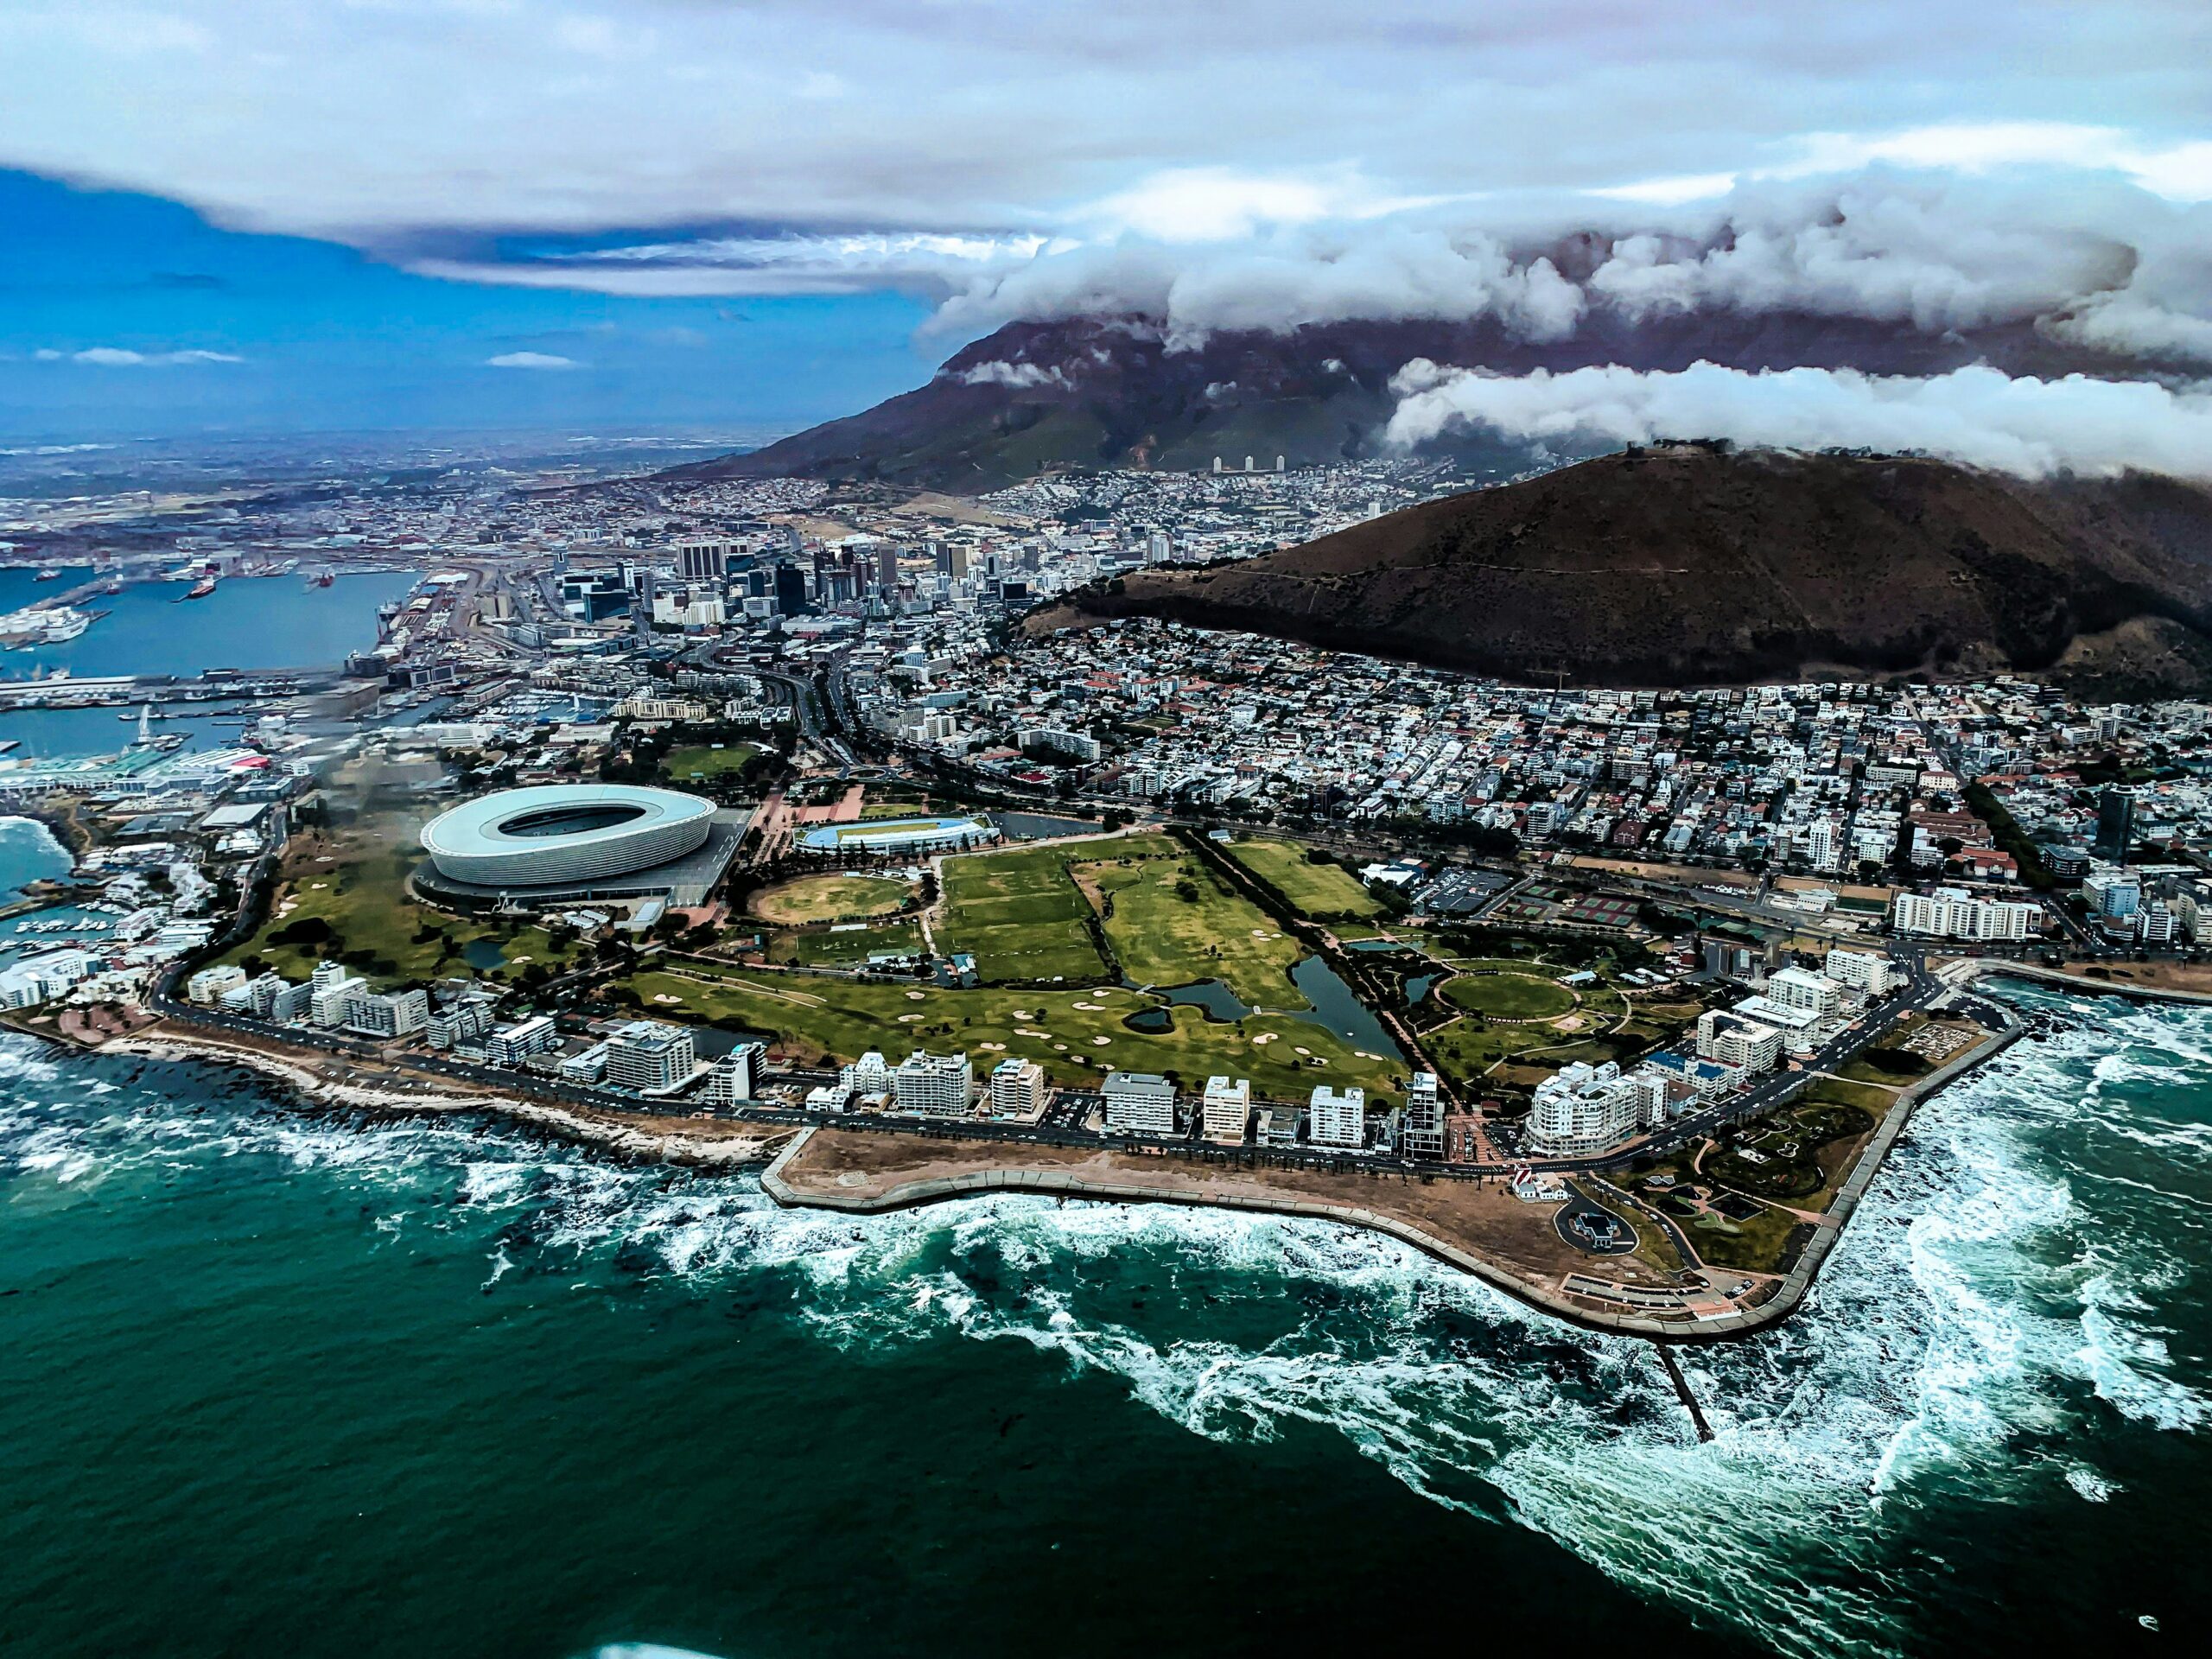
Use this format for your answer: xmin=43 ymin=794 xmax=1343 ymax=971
xmin=751 ymin=873 xmax=913 ymax=925
xmin=661 ymin=743 xmax=758 ymax=782
xmin=615 ymin=961 xmax=1401 ymax=1101
xmin=1223 ymin=837 xmax=1381 ymax=920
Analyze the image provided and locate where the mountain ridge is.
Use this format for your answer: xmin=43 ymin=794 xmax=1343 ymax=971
xmin=1022 ymin=446 xmax=2212 ymax=696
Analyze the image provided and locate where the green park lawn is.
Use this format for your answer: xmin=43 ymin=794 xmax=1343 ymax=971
xmin=617 ymin=961 xmax=1401 ymax=1101
xmin=219 ymin=823 xmax=582 ymax=990
xmin=661 ymin=743 xmax=758 ymax=782
xmin=1440 ymin=971 xmax=1579 ymax=1020
xmin=751 ymin=872 xmax=914 ymax=925
xmin=1223 ymin=837 xmax=1381 ymax=920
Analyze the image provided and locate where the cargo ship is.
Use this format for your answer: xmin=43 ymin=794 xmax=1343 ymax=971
xmin=180 ymin=576 xmax=217 ymax=601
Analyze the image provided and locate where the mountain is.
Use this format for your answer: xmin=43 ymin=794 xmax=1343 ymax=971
xmin=670 ymin=312 xmax=2167 ymax=495
xmin=1025 ymin=446 xmax=2212 ymax=696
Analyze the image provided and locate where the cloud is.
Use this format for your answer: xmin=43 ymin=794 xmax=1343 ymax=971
xmin=926 ymin=165 xmax=2212 ymax=363
xmin=484 ymin=352 xmax=581 ymax=370
xmin=1384 ymin=359 xmax=2212 ymax=481
xmin=34 ymin=346 xmax=242 ymax=365
xmin=956 ymin=360 xmax=1069 ymax=389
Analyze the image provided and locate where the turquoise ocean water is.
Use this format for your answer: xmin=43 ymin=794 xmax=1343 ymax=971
xmin=2 ymin=982 xmax=2207 ymax=1656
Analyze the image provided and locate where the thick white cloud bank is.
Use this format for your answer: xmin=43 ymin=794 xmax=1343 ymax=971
xmin=1384 ymin=361 xmax=2212 ymax=481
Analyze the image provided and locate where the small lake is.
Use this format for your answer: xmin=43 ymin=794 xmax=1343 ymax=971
xmin=1288 ymin=955 xmax=1403 ymax=1058
xmin=1159 ymin=979 xmax=1251 ymax=1021
xmin=1123 ymin=1007 xmax=1174 ymax=1033
xmin=1346 ymin=938 xmax=1406 ymax=952
xmin=461 ymin=938 xmax=506 ymax=971
xmin=1406 ymin=973 xmax=1440 ymax=1005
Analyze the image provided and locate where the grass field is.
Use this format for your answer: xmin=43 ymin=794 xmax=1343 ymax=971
xmin=662 ymin=743 xmax=758 ymax=782
xmin=218 ymin=823 xmax=582 ymax=990
xmin=617 ymin=961 xmax=1401 ymax=1100
xmin=751 ymin=873 xmax=913 ymax=925
xmin=1078 ymin=848 xmax=1306 ymax=1006
xmin=1223 ymin=837 xmax=1380 ymax=920
xmin=1440 ymin=971 xmax=1578 ymax=1020
xmin=764 ymin=918 xmax=925 ymax=967
xmin=935 ymin=833 xmax=1177 ymax=984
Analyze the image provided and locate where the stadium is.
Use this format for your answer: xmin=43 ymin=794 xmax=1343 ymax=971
xmin=795 ymin=814 xmax=1001 ymax=858
xmin=416 ymin=784 xmax=745 ymax=908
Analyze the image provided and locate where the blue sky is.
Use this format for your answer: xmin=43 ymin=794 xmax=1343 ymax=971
xmin=0 ymin=170 xmax=936 ymax=441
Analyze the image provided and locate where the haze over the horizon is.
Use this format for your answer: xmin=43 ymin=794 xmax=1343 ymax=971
xmin=2 ymin=1 xmax=2207 ymax=456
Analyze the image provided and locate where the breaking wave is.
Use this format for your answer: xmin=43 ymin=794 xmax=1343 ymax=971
xmin=3 ymin=988 xmax=2207 ymax=1656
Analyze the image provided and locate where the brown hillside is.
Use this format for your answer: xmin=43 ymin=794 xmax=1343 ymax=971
xmin=1027 ymin=447 xmax=2212 ymax=694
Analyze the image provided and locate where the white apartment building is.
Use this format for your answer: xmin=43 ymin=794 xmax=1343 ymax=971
xmin=605 ymin=1020 xmax=697 ymax=1092
xmin=1528 ymin=1060 xmax=1643 ymax=1155
xmin=841 ymin=1050 xmax=893 ymax=1102
xmin=1398 ymin=1071 xmax=1442 ymax=1159
xmin=893 ymin=1049 xmax=973 ymax=1116
xmin=1823 ymin=946 xmax=1899 ymax=997
xmin=702 ymin=1042 xmax=766 ymax=1105
xmin=341 ymin=986 xmax=429 ymax=1039
xmin=1891 ymin=887 xmax=2040 ymax=942
xmin=1201 ymin=1075 xmax=1252 ymax=1143
xmin=187 ymin=964 xmax=248 ymax=1005
xmin=1763 ymin=965 xmax=1841 ymax=1018
xmin=309 ymin=975 xmax=365 ymax=1029
xmin=988 ymin=1058 xmax=1046 ymax=1119
xmin=1308 ymin=1084 xmax=1367 ymax=1150
xmin=1103 ymin=1070 xmax=1176 ymax=1135
xmin=486 ymin=1014 xmax=558 ymax=1066
xmin=1696 ymin=1008 xmax=1783 ymax=1072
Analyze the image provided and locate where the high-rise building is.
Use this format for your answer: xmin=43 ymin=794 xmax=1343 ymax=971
xmin=677 ymin=541 xmax=729 ymax=583
xmin=1308 ymin=1085 xmax=1367 ymax=1149
xmin=893 ymin=1050 xmax=972 ymax=1116
xmin=1822 ymin=947 xmax=1899 ymax=997
xmin=2095 ymin=790 xmax=2136 ymax=864
xmin=702 ymin=1042 xmax=766 ymax=1104
xmin=309 ymin=975 xmax=365 ymax=1028
xmin=1201 ymin=1075 xmax=1251 ymax=1143
xmin=1398 ymin=1071 xmax=1442 ymax=1159
xmin=988 ymin=1058 xmax=1046 ymax=1119
xmin=772 ymin=563 xmax=809 ymax=616
xmin=1763 ymin=966 xmax=1840 ymax=1017
xmin=605 ymin=1020 xmax=696 ymax=1092
xmin=1528 ymin=1061 xmax=1642 ymax=1155
xmin=1103 ymin=1071 xmax=1176 ymax=1135
xmin=875 ymin=544 xmax=899 ymax=591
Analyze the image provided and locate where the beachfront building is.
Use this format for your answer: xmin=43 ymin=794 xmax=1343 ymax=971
xmin=1528 ymin=1060 xmax=1643 ymax=1156
xmin=1763 ymin=965 xmax=1841 ymax=1018
xmin=1823 ymin=946 xmax=1899 ymax=997
xmin=605 ymin=1020 xmax=697 ymax=1092
xmin=988 ymin=1058 xmax=1046 ymax=1119
xmin=893 ymin=1049 xmax=973 ymax=1116
xmin=486 ymin=1014 xmax=558 ymax=1066
xmin=309 ymin=974 xmax=365 ymax=1029
xmin=341 ymin=986 xmax=429 ymax=1039
xmin=1308 ymin=1084 xmax=1367 ymax=1150
xmin=1103 ymin=1071 xmax=1176 ymax=1135
xmin=702 ymin=1042 xmax=766 ymax=1105
xmin=1891 ymin=887 xmax=2041 ymax=942
xmin=1201 ymin=1075 xmax=1252 ymax=1143
xmin=1695 ymin=1008 xmax=1783 ymax=1073
xmin=841 ymin=1049 xmax=893 ymax=1106
xmin=1398 ymin=1071 xmax=1442 ymax=1159
xmin=187 ymin=964 xmax=248 ymax=1005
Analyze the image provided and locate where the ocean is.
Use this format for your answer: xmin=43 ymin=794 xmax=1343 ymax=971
xmin=2 ymin=981 xmax=2206 ymax=1658
xmin=0 ymin=569 xmax=418 ymax=688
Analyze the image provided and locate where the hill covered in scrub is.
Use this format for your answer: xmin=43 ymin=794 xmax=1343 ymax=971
xmin=1025 ymin=446 xmax=2212 ymax=696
